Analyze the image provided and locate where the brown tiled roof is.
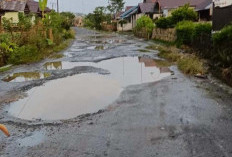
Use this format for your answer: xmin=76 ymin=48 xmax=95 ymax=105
xmin=0 ymin=0 xmax=27 ymax=11
xmin=0 ymin=0 xmax=51 ymax=13
xmin=138 ymin=3 xmax=157 ymax=13
xmin=27 ymin=0 xmax=39 ymax=13
xmin=145 ymin=0 xmax=212 ymax=10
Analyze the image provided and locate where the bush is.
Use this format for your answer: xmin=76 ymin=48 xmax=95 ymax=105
xmin=213 ymin=25 xmax=232 ymax=67
xmin=171 ymin=4 xmax=197 ymax=24
xmin=134 ymin=15 xmax=154 ymax=37
xmin=176 ymin=21 xmax=195 ymax=46
xmin=178 ymin=55 xmax=206 ymax=75
xmin=8 ymin=45 xmax=39 ymax=64
xmin=193 ymin=23 xmax=212 ymax=39
xmin=155 ymin=17 xmax=174 ymax=28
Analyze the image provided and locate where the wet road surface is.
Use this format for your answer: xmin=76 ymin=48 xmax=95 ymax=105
xmin=0 ymin=28 xmax=232 ymax=157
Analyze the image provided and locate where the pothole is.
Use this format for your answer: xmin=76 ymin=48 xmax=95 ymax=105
xmin=7 ymin=57 xmax=171 ymax=120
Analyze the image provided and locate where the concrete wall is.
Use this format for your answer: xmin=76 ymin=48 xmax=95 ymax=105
xmin=117 ymin=22 xmax=132 ymax=31
xmin=152 ymin=28 xmax=176 ymax=42
xmin=2 ymin=12 xmax=19 ymax=23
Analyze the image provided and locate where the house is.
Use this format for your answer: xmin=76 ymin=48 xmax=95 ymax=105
xmin=143 ymin=0 xmax=213 ymax=21
xmin=137 ymin=2 xmax=162 ymax=20
xmin=0 ymin=0 xmax=51 ymax=24
xmin=0 ymin=0 xmax=28 ymax=23
xmin=117 ymin=6 xmax=138 ymax=31
xmin=213 ymin=0 xmax=232 ymax=30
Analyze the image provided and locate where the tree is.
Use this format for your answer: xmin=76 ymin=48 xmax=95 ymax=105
xmin=107 ymin=0 xmax=125 ymax=14
xmin=171 ymin=4 xmax=197 ymax=24
xmin=39 ymin=0 xmax=48 ymax=19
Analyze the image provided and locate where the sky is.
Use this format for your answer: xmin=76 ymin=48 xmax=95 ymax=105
xmin=47 ymin=0 xmax=143 ymax=14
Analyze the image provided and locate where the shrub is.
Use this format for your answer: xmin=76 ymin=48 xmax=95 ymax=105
xmin=155 ymin=4 xmax=197 ymax=29
xmin=193 ymin=23 xmax=212 ymax=39
xmin=171 ymin=4 xmax=197 ymax=24
xmin=192 ymin=23 xmax=212 ymax=57
xmin=213 ymin=25 xmax=232 ymax=67
xmin=155 ymin=17 xmax=174 ymax=28
xmin=8 ymin=45 xmax=38 ymax=64
xmin=176 ymin=21 xmax=195 ymax=46
xmin=134 ymin=15 xmax=154 ymax=37
xmin=178 ymin=55 xmax=206 ymax=75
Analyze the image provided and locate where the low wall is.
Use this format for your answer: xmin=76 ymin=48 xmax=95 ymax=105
xmin=152 ymin=28 xmax=176 ymax=42
xmin=102 ymin=24 xmax=117 ymax=31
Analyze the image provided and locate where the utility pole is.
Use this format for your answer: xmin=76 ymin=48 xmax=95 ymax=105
xmin=57 ymin=0 xmax=59 ymax=13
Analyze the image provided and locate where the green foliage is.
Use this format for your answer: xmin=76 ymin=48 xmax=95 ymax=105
xmin=134 ymin=16 xmax=154 ymax=37
xmin=155 ymin=4 xmax=197 ymax=29
xmin=60 ymin=12 xmax=76 ymax=30
xmin=155 ymin=17 xmax=174 ymax=29
xmin=0 ymin=11 xmax=75 ymax=65
xmin=107 ymin=0 xmax=125 ymax=14
xmin=84 ymin=7 xmax=109 ymax=30
xmin=213 ymin=25 xmax=232 ymax=67
xmin=171 ymin=4 xmax=197 ymax=24
xmin=8 ymin=45 xmax=38 ymax=64
xmin=178 ymin=55 xmax=206 ymax=75
xmin=176 ymin=21 xmax=195 ymax=46
xmin=18 ymin=13 xmax=32 ymax=31
xmin=39 ymin=0 xmax=48 ymax=18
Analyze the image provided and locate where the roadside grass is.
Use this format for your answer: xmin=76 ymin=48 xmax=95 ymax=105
xmin=153 ymin=59 xmax=172 ymax=67
xmin=0 ymin=65 xmax=12 ymax=73
xmin=148 ymin=43 xmax=207 ymax=75
xmin=138 ymin=49 xmax=150 ymax=53
xmin=178 ymin=55 xmax=206 ymax=75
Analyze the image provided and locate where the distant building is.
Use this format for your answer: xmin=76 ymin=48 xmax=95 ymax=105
xmin=74 ymin=16 xmax=84 ymax=27
xmin=213 ymin=0 xmax=232 ymax=30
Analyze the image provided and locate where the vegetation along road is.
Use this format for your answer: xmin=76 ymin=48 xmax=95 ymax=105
xmin=0 ymin=28 xmax=232 ymax=157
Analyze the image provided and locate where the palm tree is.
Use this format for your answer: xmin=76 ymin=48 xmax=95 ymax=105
xmin=0 ymin=124 xmax=10 ymax=137
xmin=39 ymin=0 xmax=48 ymax=19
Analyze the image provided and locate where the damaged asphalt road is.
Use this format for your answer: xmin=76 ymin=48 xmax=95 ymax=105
xmin=0 ymin=28 xmax=232 ymax=157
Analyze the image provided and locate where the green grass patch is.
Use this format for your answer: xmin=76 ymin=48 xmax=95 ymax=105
xmin=153 ymin=59 xmax=172 ymax=67
xmin=138 ymin=49 xmax=150 ymax=53
xmin=0 ymin=65 xmax=12 ymax=73
xmin=177 ymin=55 xmax=206 ymax=75
xmin=147 ymin=43 xmax=206 ymax=75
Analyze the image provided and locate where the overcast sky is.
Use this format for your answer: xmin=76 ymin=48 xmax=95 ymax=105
xmin=47 ymin=0 xmax=143 ymax=14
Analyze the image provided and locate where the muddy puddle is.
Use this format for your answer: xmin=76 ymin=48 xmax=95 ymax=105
xmin=8 ymin=74 xmax=122 ymax=120
xmin=8 ymin=57 xmax=171 ymax=120
xmin=2 ymin=72 xmax=51 ymax=83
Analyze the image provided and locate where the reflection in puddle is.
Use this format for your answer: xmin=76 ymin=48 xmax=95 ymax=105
xmin=2 ymin=72 xmax=51 ymax=83
xmin=44 ymin=57 xmax=171 ymax=86
xmin=8 ymin=74 xmax=122 ymax=120
xmin=9 ymin=57 xmax=171 ymax=120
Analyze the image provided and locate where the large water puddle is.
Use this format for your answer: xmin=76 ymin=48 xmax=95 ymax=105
xmin=8 ymin=57 xmax=171 ymax=120
xmin=8 ymin=74 xmax=122 ymax=120
xmin=2 ymin=72 xmax=51 ymax=83
xmin=43 ymin=57 xmax=171 ymax=86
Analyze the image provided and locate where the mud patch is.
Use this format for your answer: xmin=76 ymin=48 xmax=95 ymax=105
xmin=2 ymin=72 xmax=51 ymax=83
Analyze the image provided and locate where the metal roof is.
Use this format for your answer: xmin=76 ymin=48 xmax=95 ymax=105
xmin=120 ymin=6 xmax=138 ymax=19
